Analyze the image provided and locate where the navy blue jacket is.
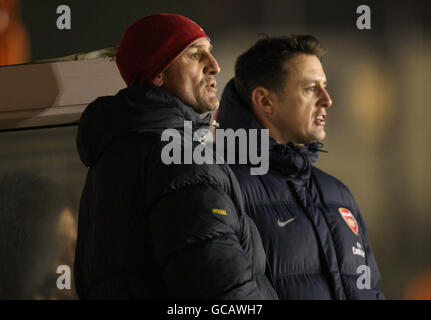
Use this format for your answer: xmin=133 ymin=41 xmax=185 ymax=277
xmin=217 ymin=79 xmax=385 ymax=300
xmin=74 ymin=84 xmax=278 ymax=299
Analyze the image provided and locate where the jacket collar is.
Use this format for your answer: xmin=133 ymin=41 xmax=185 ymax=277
xmin=77 ymin=84 xmax=210 ymax=167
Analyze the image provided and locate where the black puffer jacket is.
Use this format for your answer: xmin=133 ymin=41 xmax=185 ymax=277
xmin=74 ymin=84 xmax=278 ymax=300
xmin=217 ymin=79 xmax=385 ymax=300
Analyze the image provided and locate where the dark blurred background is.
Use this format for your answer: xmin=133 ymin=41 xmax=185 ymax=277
xmin=1 ymin=0 xmax=430 ymax=299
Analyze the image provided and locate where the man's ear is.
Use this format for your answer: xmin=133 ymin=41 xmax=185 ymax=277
xmin=251 ymin=87 xmax=273 ymax=115
xmin=152 ymin=74 xmax=163 ymax=87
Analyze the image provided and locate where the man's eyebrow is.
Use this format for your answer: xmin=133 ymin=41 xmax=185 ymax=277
xmin=187 ymin=43 xmax=213 ymax=51
xmin=301 ymin=79 xmax=327 ymax=85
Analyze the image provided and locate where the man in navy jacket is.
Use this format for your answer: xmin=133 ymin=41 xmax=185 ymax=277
xmin=217 ymin=35 xmax=385 ymax=299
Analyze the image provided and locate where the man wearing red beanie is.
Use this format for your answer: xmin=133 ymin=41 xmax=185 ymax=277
xmin=74 ymin=14 xmax=278 ymax=300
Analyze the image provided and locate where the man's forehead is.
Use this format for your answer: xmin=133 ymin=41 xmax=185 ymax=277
xmin=284 ymin=54 xmax=326 ymax=82
xmin=168 ymin=37 xmax=211 ymax=67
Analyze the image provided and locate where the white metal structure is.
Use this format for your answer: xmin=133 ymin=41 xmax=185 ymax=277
xmin=0 ymin=49 xmax=124 ymax=130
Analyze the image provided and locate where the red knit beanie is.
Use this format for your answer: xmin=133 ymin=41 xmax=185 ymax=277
xmin=116 ymin=14 xmax=208 ymax=86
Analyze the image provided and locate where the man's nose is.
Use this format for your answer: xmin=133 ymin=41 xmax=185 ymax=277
xmin=320 ymin=87 xmax=332 ymax=108
xmin=203 ymin=52 xmax=221 ymax=75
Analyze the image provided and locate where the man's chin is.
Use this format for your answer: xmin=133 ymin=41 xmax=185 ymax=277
xmin=303 ymin=131 xmax=325 ymax=145
xmin=197 ymin=98 xmax=219 ymax=113
xmin=314 ymin=132 xmax=326 ymax=142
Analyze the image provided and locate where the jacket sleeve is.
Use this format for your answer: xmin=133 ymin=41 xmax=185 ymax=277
xmin=147 ymin=181 xmax=268 ymax=299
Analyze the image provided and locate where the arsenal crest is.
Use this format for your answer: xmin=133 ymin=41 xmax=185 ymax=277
xmin=338 ymin=208 xmax=359 ymax=236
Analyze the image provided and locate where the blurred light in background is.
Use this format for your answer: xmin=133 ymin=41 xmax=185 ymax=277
xmin=0 ymin=0 xmax=30 ymax=65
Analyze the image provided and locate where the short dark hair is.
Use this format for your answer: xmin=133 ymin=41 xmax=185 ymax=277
xmin=234 ymin=35 xmax=327 ymax=106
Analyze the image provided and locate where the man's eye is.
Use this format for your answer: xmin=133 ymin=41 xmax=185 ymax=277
xmin=191 ymin=52 xmax=201 ymax=59
xmin=307 ymin=87 xmax=316 ymax=92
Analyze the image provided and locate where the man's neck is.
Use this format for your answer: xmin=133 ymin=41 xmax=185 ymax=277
xmin=252 ymin=108 xmax=289 ymax=145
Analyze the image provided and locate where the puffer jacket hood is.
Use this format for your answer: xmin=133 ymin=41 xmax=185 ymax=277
xmin=217 ymin=78 xmax=324 ymax=179
xmin=77 ymin=84 xmax=210 ymax=167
